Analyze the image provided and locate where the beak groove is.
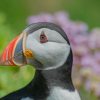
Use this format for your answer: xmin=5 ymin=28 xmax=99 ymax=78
xmin=0 ymin=33 xmax=24 ymax=66
xmin=0 ymin=31 xmax=35 ymax=67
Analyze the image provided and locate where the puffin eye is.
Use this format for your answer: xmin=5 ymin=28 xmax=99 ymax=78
xmin=40 ymin=31 xmax=48 ymax=43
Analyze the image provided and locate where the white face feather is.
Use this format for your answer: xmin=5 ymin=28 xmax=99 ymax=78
xmin=25 ymin=28 xmax=70 ymax=70
xmin=47 ymin=87 xmax=81 ymax=100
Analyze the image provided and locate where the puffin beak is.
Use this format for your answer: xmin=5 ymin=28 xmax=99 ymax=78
xmin=0 ymin=36 xmax=19 ymax=66
xmin=0 ymin=32 xmax=32 ymax=67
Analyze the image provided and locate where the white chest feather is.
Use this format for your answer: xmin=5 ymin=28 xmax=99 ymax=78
xmin=21 ymin=97 xmax=33 ymax=100
xmin=47 ymin=87 xmax=81 ymax=100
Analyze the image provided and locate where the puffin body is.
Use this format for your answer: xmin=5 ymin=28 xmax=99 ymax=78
xmin=0 ymin=22 xmax=81 ymax=100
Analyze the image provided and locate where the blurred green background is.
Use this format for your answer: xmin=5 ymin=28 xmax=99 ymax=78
xmin=0 ymin=0 xmax=100 ymax=32
xmin=0 ymin=0 xmax=100 ymax=100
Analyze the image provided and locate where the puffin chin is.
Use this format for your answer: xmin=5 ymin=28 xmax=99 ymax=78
xmin=26 ymin=47 xmax=71 ymax=71
xmin=26 ymin=46 xmax=71 ymax=71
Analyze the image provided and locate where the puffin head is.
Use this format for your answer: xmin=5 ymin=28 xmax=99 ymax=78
xmin=23 ymin=22 xmax=72 ymax=70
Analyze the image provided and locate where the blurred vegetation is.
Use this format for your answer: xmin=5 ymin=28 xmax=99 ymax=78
xmin=0 ymin=0 xmax=100 ymax=99
xmin=0 ymin=0 xmax=100 ymax=32
xmin=0 ymin=13 xmax=15 ymax=53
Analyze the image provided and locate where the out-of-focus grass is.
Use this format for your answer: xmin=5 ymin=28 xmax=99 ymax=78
xmin=0 ymin=65 xmax=35 ymax=98
xmin=80 ymin=87 xmax=97 ymax=100
xmin=0 ymin=0 xmax=100 ymax=32
xmin=0 ymin=13 xmax=15 ymax=53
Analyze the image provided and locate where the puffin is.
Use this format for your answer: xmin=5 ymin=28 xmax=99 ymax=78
xmin=0 ymin=22 xmax=81 ymax=100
